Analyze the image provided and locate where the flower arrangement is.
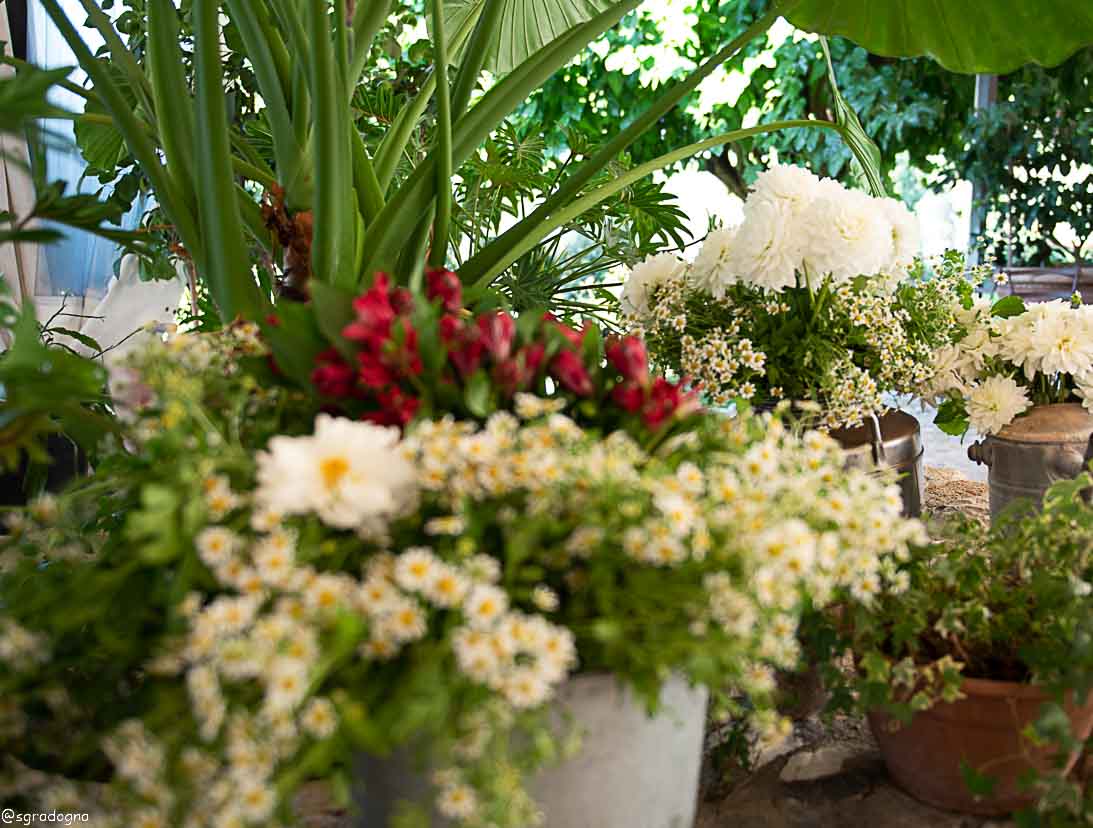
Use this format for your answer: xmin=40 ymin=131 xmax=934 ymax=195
xmin=624 ymin=165 xmax=966 ymax=429
xmin=803 ymin=473 xmax=1093 ymax=818
xmin=927 ymin=292 xmax=1093 ymax=436
xmin=0 ymin=297 xmax=925 ymax=827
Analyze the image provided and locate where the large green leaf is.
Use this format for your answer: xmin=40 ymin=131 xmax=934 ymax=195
xmin=443 ymin=0 xmax=616 ymax=74
xmin=787 ymin=1 xmax=1093 ymax=74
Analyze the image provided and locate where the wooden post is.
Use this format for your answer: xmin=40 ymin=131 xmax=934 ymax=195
xmin=968 ymin=73 xmax=997 ymax=266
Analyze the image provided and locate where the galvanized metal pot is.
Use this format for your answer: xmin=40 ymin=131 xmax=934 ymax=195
xmin=828 ymin=410 xmax=925 ymax=518
xmin=351 ymin=677 xmax=708 ymax=825
xmin=352 ymin=674 xmax=708 ymax=828
xmin=967 ymin=403 xmax=1093 ymax=523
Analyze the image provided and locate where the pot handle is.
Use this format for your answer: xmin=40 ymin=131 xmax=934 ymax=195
xmin=967 ymin=440 xmax=992 ymax=467
xmin=866 ymin=413 xmax=887 ymax=466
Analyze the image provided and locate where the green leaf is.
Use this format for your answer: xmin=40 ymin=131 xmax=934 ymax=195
xmin=463 ymin=370 xmax=492 ymax=417
xmin=441 ymin=0 xmax=616 ymax=74
xmin=787 ymin=1 xmax=1093 ymax=74
xmin=959 ymin=760 xmax=998 ymax=798
xmin=310 ymin=280 xmax=358 ymax=361
xmin=990 ymin=294 xmax=1026 ymax=319
xmin=934 ymin=397 xmax=969 ymax=437
xmin=192 ymin=0 xmax=265 ymax=321
xmin=820 ymin=38 xmax=886 ymax=197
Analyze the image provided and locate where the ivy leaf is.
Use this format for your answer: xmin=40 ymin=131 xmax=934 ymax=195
xmin=990 ymin=294 xmax=1026 ymax=319
xmin=959 ymin=760 xmax=998 ymax=798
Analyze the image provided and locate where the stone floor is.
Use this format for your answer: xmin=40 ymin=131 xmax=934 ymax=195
xmin=694 ymin=715 xmax=1013 ymax=828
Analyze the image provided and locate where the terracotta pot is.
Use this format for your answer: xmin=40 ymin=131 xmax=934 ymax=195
xmin=868 ymin=677 xmax=1093 ymax=815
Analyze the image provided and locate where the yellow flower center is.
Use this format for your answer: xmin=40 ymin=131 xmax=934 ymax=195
xmin=319 ymin=456 xmax=350 ymax=490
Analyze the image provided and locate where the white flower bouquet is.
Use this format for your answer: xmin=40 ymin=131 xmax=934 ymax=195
xmin=0 ymin=330 xmax=924 ymax=828
xmin=624 ymin=165 xmax=965 ymax=429
xmin=928 ymin=293 xmax=1093 ymax=435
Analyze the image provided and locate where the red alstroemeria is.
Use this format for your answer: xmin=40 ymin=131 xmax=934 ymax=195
xmin=606 ymin=336 xmax=649 ymax=386
xmin=551 ymin=349 xmax=594 ymax=397
xmin=426 ymin=268 xmax=463 ymax=313
xmin=441 ymin=314 xmax=485 ymax=377
xmin=494 ymin=343 xmax=546 ymax=396
xmin=312 ymin=348 xmax=356 ymax=397
xmin=542 ymin=312 xmax=586 ymax=347
xmin=390 ymin=317 xmax=423 ymax=376
xmin=477 ymin=311 xmax=516 ymax=362
xmin=642 ymin=377 xmax=700 ymax=429
xmin=344 ymin=273 xmax=396 ymax=347
xmin=611 ymin=381 xmax=645 ymax=413
xmin=357 ymin=350 xmax=396 ymax=389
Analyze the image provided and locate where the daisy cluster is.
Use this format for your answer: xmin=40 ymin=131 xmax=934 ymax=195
xmin=403 ymin=403 xmax=927 ymax=685
xmin=927 ymin=295 xmax=1093 ymax=434
xmin=636 ymin=257 xmax=960 ymax=429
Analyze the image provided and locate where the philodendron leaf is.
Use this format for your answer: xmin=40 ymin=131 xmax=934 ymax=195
xmin=441 ymin=0 xmax=616 ymax=74
xmin=787 ymin=0 xmax=1093 ymax=75
xmin=820 ymin=38 xmax=886 ymax=198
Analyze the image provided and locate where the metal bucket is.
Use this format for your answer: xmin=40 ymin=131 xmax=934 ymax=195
xmin=352 ymin=674 xmax=708 ymax=827
xmin=967 ymin=403 xmax=1093 ymax=523
xmin=828 ymin=410 xmax=925 ymax=518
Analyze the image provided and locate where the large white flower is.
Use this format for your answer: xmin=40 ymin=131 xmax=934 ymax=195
xmin=1029 ymin=305 xmax=1093 ymax=377
xmin=725 ymin=197 xmax=801 ymax=291
xmin=621 ymin=252 xmax=686 ymax=317
xmin=256 ymin=414 xmax=417 ymax=530
xmin=690 ymin=227 xmax=738 ymax=298
xmin=1076 ymin=370 xmax=1093 ymax=415
xmin=799 ymin=183 xmax=891 ymax=283
xmin=750 ymin=164 xmax=822 ymax=221
xmin=967 ymin=375 xmax=1032 ymax=435
xmin=875 ymin=197 xmax=920 ymax=274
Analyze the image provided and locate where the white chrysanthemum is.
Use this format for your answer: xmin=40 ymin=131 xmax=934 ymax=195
xmin=689 ymin=227 xmax=738 ymax=298
xmin=255 ymin=414 xmax=417 ymax=530
xmin=875 ymin=197 xmax=920 ymax=274
xmin=967 ymin=375 xmax=1032 ymax=435
xmin=800 ymin=184 xmax=891 ymax=283
xmin=750 ymin=164 xmax=822 ymax=220
xmin=1029 ymin=305 xmax=1093 ymax=377
xmin=620 ymin=252 xmax=686 ymax=317
xmin=725 ymin=197 xmax=801 ymax=291
xmin=1077 ymin=370 xmax=1093 ymax=415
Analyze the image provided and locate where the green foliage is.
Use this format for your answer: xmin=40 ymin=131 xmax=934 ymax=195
xmin=0 ymin=293 xmax=116 ymax=477
xmin=936 ymin=48 xmax=1093 ymax=268
xmin=513 ymin=1 xmax=972 ymax=199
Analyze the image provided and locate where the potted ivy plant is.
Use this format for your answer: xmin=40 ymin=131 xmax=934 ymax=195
xmin=805 ymin=472 xmax=1093 ymax=818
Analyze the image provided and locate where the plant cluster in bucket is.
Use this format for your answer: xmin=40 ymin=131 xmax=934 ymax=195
xmin=625 ymin=166 xmax=974 ymax=430
xmin=0 ymin=273 xmax=926 ymax=827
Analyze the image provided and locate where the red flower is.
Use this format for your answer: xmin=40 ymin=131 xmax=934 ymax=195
xmin=611 ymin=381 xmax=645 ymax=413
xmin=312 ymin=348 xmax=356 ymax=397
xmin=542 ymin=312 xmax=586 ymax=347
xmin=365 ymin=386 xmax=419 ymax=426
xmin=494 ymin=343 xmax=546 ymax=395
xmin=641 ymin=377 xmax=700 ymax=430
xmin=477 ymin=311 xmax=516 ymax=362
xmin=344 ymin=273 xmax=396 ymax=348
xmin=441 ymin=314 xmax=485 ymax=376
xmin=606 ymin=336 xmax=649 ymax=386
xmin=550 ymin=349 xmax=594 ymax=397
xmin=426 ymin=268 xmax=463 ymax=313
xmin=357 ymin=350 xmax=396 ymax=389
xmin=391 ymin=317 xmax=423 ymax=376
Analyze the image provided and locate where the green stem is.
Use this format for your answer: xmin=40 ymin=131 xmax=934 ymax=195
xmin=429 ymin=0 xmax=453 ymax=270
